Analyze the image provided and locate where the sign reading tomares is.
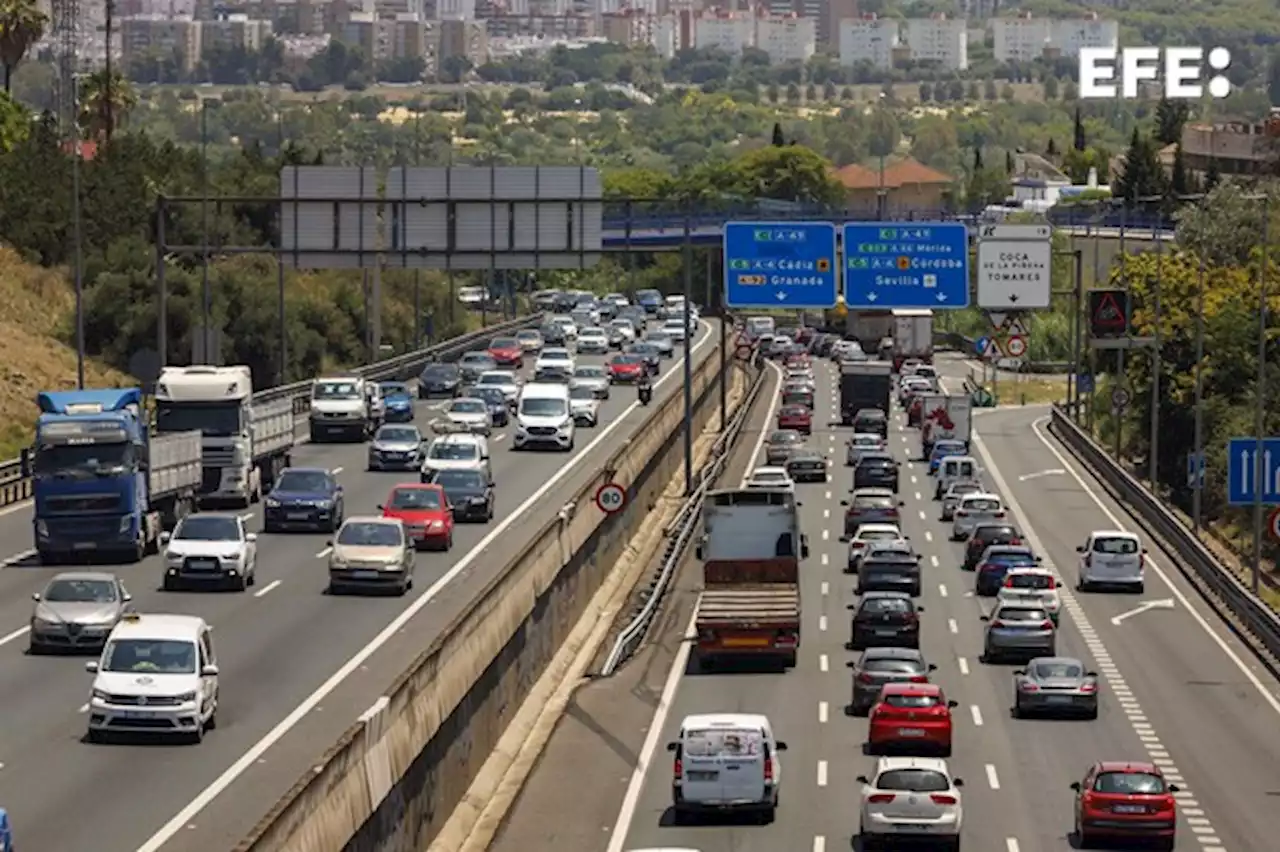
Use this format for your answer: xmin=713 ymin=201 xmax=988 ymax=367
xmin=1079 ymin=46 xmax=1232 ymax=100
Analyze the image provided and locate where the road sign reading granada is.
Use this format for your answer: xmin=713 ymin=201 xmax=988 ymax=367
xmin=1079 ymin=46 xmax=1232 ymax=100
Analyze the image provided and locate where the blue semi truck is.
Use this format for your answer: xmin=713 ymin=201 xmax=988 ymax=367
xmin=30 ymin=388 xmax=203 ymax=564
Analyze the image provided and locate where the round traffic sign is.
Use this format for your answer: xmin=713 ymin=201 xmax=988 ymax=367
xmin=735 ymin=343 xmax=755 ymax=361
xmin=595 ymin=482 xmax=627 ymax=514
xmin=1005 ymin=335 xmax=1027 ymax=358
xmin=1269 ymin=508 xmax=1280 ymax=541
xmin=1111 ymin=386 xmax=1131 ymax=410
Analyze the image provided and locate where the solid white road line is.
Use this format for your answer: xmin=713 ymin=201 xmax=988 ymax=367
xmin=137 ymin=323 xmax=719 ymax=852
xmin=0 ymin=625 xmax=30 ymax=648
xmin=253 ymin=579 xmax=282 ymax=598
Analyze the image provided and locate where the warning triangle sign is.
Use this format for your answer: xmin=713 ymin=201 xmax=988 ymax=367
xmin=1092 ymin=291 xmax=1127 ymax=331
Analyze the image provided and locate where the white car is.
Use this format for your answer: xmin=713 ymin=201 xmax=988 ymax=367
xmin=940 ymin=480 xmax=983 ymax=521
xmin=662 ymin=318 xmax=688 ymax=342
xmin=997 ymin=568 xmax=1063 ymax=624
xmin=421 ymin=434 xmax=491 ymax=480
xmin=577 ymin=327 xmax=610 ymax=354
xmin=1077 ymin=529 xmax=1147 ymax=592
xmin=474 ymin=370 xmax=520 ymax=405
xmin=569 ymin=386 xmax=601 ymax=427
xmin=608 ymin=318 xmax=637 ymax=345
xmin=668 ymin=712 xmax=786 ymax=823
xmin=846 ymin=523 xmax=906 ymax=573
xmin=534 ymin=347 xmax=576 ymax=379
xmin=161 ymin=514 xmax=257 ymax=591
xmin=858 ymin=757 xmax=963 ymax=846
xmin=951 ymin=493 xmax=1006 ymax=540
xmin=847 ymin=433 xmax=886 ymax=466
xmin=548 ymin=315 xmax=578 ymax=340
xmin=745 ymin=466 xmax=795 ymax=492
xmin=784 ymin=368 xmax=815 ymax=390
xmin=515 ymin=329 xmax=544 ymax=352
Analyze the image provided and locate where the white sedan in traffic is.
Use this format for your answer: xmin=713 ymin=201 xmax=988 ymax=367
xmin=858 ymin=757 xmax=963 ymax=846
xmin=745 ymin=466 xmax=795 ymax=492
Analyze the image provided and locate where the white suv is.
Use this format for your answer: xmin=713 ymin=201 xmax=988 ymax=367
xmin=513 ymin=384 xmax=575 ymax=451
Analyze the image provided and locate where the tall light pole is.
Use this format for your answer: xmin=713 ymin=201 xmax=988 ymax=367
xmin=199 ymin=98 xmax=219 ymax=363
xmin=72 ymin=77 xmax=85 ymax=389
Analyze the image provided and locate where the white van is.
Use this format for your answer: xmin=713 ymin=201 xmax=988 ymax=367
xmin=1077 ymin=529 xmax=1147 ymax=592
xmin=513 ymin=383 xmax=575 ymax=451
xmin=934 ymin=455 xmax=979 ymax=499
xmin=667 ymin=712 xmax=787 ymax=823
xmin=746 ymin=316 xmax=776 ymax=340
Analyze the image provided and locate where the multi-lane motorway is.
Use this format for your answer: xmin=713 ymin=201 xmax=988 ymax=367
xmin=493 ymin=353 xmax=1280 ymax=852
xmin=0 ymin=319 xmax=717 ymax=852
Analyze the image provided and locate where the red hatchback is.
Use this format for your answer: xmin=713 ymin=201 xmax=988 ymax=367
xmin=777 ymin=404 xmax=812 ymax=434
xmin=867 ymin=682 xmax=956 ymax=756
xmin=379 ymin=483 xmax=453 ymax=551
xmin=487 ymin=336 xmax=524 ymax=368
xmin=608 ymin=354 xmax=646 ymax=383
xmin=1072 ymin=761 xmax=1178 ymax=850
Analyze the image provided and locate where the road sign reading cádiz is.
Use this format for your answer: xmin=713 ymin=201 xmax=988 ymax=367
xmin=843 ymin=222 xmax=970 ymax=310
xmin=723 ymin=221 xmax=838 ymax=309
xmin=1227 ymin=437 xmax=1280 ymax=505
xmin=595 ymin=482 xmax=628 ymax=514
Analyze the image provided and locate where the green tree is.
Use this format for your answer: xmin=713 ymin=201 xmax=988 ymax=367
xmin=866 ymin=108 xmax=901 ymax=159
xmin=0 ymin=0 xmax=45 ymax=93
xmin=1000 ymin=83 xmax=1015 ymax=102
xmin=1114 ymin=127 xmax=1167 ymax=205
xmin=1170 ymin=143 xmax=1189 ymax=195
xmin=840 ymin=85 xmax=854 ymax=100
xmin=785 ymin=83 xmax=801 ymax=103
xmin=1044 ymin=75 xmax=1059 ymax=99
xmin=983 ymin=79 xmax=998 ymax=100
xmin=1073 ymin=106 xmax=1086 ymax=151
xmin=79 ymin=70 xmax=136 ymax=140
xmin=822 ymin=80 xmax=837 ymax=100
xmin=966 ymin=81 xmax=979 ymax=101
xmin=1155 ymin=96 xmax=1190 ymax=145
xmin=918 ymin=81 xmax=933 ymax=102
xmin=805 ymin=83 xmax=817 ymax=101
xmin=767 ymin=83 xmax=780 ymax=103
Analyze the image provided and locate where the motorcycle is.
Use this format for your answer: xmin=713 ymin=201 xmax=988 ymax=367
xmin=638 ymin=383 xmax=652 ymax=406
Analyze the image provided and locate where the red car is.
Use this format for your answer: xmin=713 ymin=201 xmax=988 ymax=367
xmin=777 ymin=404 xmax=812 ymax=434
xmin=867 ymin=682 xmax=956 ymax=756
xmin=379 ymin=483 xmax=453 ymax=551
xmin=1071 ymin=761 xmax=1178 ymax=850
xmin=487 ymin=336 xmax=524 ymax=368
xmin=608 ymin=354 xmax=646 ymax=383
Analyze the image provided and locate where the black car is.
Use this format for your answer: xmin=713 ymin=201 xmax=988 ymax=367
xmin=418 ymin=363 xmax=461 ymax=399
xmin=854 ymin=453 xmax=900 ymax=492
xmin=625 ymin=342 xmax=661 ymax=374
xmin=785 ymin=450 xmax=828 ymax=483
xmin=853 ymin=408 xmax=888 ymax=438
xmin=963 ymin=523 xmax=1024 ymax=570
xmin=471 ymin=386 xmax=510 ymax=426
xmin=846 ymin=648 xmax=936 ymax=716
xmin=262 ymin=467 xmax=344 ymax=533
xmin=847 ymin=592 xmax=922 ymax=651
xmin=540 ymin=323 xmax=567 ymax=345
xmin=857 ymin=558 xmax=922 ymax=596
xmin=424 ymin=468 xmax=494 ymax=522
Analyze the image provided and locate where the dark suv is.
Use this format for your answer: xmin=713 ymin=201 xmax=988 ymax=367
xmin=854 ymin=453 xmax=900 ymax=492
xmin=962 ymin=523 xmax=1024 ymax=570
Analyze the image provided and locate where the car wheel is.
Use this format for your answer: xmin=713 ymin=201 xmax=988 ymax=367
xmin=1134 ymin=581 xmax=1145 ymax=594
xmin=233 ymin=573 xmax=249 ymax=592
xmin=87 ymin=728 xmax=106 ymax=744
xmin=1085 ymin=704 xmax=1099 ymax=720
xmin=163 ymin=576 xmax=178 ymax=592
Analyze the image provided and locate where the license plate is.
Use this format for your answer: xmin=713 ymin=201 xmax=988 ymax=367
xmin=190 ymin=561 xmax=217 ymax=570
xmin=1046 ymin=695 xmax=1072 ymax=705
xmin=353 ymin=570 xmax=379 ymax=580
xmin=73 ymin=542 xmax=97 ymax=550
xmin=896 ymin=824 xmax=930 ymax=831
xmin=687 ymin=770 xmax=718 ymax=781
xmin=1114 ymin=805 xmax=1147 ymax=814
xmin=287 ymin=512 xmax=310 ymax=520
xmin=874 ymin=629 xmax=897 ymax=636
xmin=897 ymin=728 xmax=926 ymax=737
xmin=722 ymin=637 xmax=770 ymax=648
xmin=119 ymin=710 xmax=157 ymax=719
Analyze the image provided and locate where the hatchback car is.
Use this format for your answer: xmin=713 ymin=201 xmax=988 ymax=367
xmin=570 ymin=365 xmax=611 ymax=399
xmin=974 ymin=545 xmax=1042 ymax=596
xmin=853 ymin=408 xmax=888 ymax=438
xmin=422 ymin=468 xmax=494 ymax=522
xmin=777 ymin=404 xmax=812 ymax=434
xmin=962 ymin=523 xmax=1024 ymax=570
xmin=950 ymin=493 xmax=1006 ymax=540
xmin=765 ymin=429 xmax=805 ymax=465
xmin=486 ymin=336 xmax=524 ymax=368
xmin=378 ymin=483 xmax=452 ymax=551
xmin=857 ymin=556 xmax=922 ymax=597
xmin=417 ymin=363 xmax=461 ymax=398
xmin=470 ymin=386 xmax=510 ymax=427
xmin=1013 ymin=656 xmax=1099 ymax=719
xmin=846 ymin=433 xmax=886 ymax=466
xmin=29 ymin=571 xmax=132 ymax=654
xmin=577 ymin=327 xmax=610 ymax=354
xmin=846 ymin=647 xmax=935 ymax=716
xmin=846 ymin=524 xmax=907 ymax=573
xmin=981 ymin=603 xmax=1056 ymax=663
xmin=784 ymin=449 xmax=827 ymax=483
xmin=457 ymin=351 xmax=498 ymax=382
xmin=847 ymin=592 xmax=923 ymax=651
xmin=624 ymin=342 xmax=662 ymax=373
xmin=940 ymin=480 xmax=983 ymax=522
xmin=515 ymin=329 xmax=544 ymax=352
xmin=998 ymin=567 xmax=1062 ymax=624
xmin=857 ymin=757 xmax=963 ymax=849
xmin=437 ymin=398 xmax=493 ymax=436
xmin=569 ymin=386 xmax=601 ymax=427
xmin=1077 ymin=530 xmax=1147 ymax=592
xmin=644 ymin=329 xmax=674 ymax=356
xmin=607 ymin=353 xmax=646 ymax=383
xmin=368 ymin=423 xmax=429 ymax=470
xmin=854 ymin=453 xmax=900 ymax=492
xmin=867 ymin=683 xmax=957 ymax=757
xmin=327 ymin=516 xmax=414 ymax=595
xmin=928 ymin=440 xmax=969 ymax=475
xmin=1071 ymin=762 xmax=1177 ymax=850
xmin=841 ymin=488 xmax=904 ymax=536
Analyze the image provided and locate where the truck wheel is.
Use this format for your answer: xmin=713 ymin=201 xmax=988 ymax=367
xmin=781 ymin=651 xmax=797 ymax=668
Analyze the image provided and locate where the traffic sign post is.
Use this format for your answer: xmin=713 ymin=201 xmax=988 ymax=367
xmin=976 ymin=224 xmax=1053 ymax=310
xmin=843 ymin=222 xmax=970 ymax=309
xmin=723 ymin=222 xmax=838 ymax=309
xmin=1111 ymin=385 xmax=1131 ymax=411
xmin=974 ymin=336 xmax=990 ymax=357
xmin=1227 ymin=437 xmax=1280 ymax=505
xmin=595 ymin=482 xmax=628 ymax=514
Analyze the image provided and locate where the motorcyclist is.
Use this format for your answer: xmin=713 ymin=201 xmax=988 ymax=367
xmin=637 ymin=371 xmax=653 ymax=404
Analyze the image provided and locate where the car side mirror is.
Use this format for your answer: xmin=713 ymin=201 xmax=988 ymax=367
xmin=856 ymin=774 xmax=869 ymax=784
xmin=846 ymin=660 xmax=856 ymax=668
xmin=376 ymin=504 xmax=384 ymax=511
xmin=1013 ymin=669 xmax=1026 ymax=676
xmin=839 ymin=536 xmax=850 ymax=543
xmin=1075 ymin=545 xmax=1085 ymax=552
xmin=201 ymin=664 xmax=220 ymax=676
xmin=159 ymin=531 xmax=171 ymax=545
xmin=85 ymin=660 xmax=100 ymax=673
xmin=953 ymin=778 xmax=964 ymax=787
xmin=1142 ymin=548 xmax=1149 ymax=554
xmin=1070 ymin=781 xmax=1082 ymax=792
xmin=31 ymin=592 xmax=41 ymax=601
xmin=916 ymin=606 xmax=924 ymax=612
xmin=122 ymin=593 xmax=132 ymax=603
xmin=979 ymin=615 xmax=990 ymax=621
xmin=947 ymin=700 xmax=958 ymax=708
xmin=245 ymin=533 xmax=257 ymax=543
xmin=1168 ymin=784 xmax=1180 ymax=793
xmin=928 ymin=663 xmax=937 ymax=671
xmin=840 ymin=500 xmax=849 ymax=507
xmin=666 ymin=742 xmax=678 ymax=752
xmin=775 ymin=741 xmax=788 ymax=751
xmin=325 ymin=539 xmax=334 ymax=547
xmin=846 ymin=603 xmax=857 ymax=610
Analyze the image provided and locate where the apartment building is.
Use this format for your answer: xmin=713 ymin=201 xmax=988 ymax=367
xmin=756 ymin=15 xmax=817 ymax=63
xmin=694 ymin=13 xmax=755 ymax=54
xmin=121 ymin=15 xmax=202 ymax=71
xmin=904 ymin=15 xmax=966 ymax=71
xmin=837 ymin=14 xmax=897 ymax=69
xmin=992 ymin=12 xmax=1117 ymax=62
xmin=760 ymin=0 xmax=857 ymax=53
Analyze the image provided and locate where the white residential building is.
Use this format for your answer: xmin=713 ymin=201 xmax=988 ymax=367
xmin=1050 ymin=17 xmax=1119 ymax=57
xmin=904 ymin=16 xmax=967 ymax=71
xmin=694 ymin=14 xmax=754 ymax=55
xmin=993 ymin=14 xmax=1118 ymax=62
xmin=757 ymin=15 xmax=816 ymax=63
xmin=651 ymin=14 xmax=678 ymax=58
xmin=837 ymin=16 xmax=898 ymax=70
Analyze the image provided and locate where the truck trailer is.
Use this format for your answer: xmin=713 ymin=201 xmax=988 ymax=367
xmin=920 ymin=392 xmax=973 ymax=457
xmin=692 ymin=488 xmax=807 ymax=670
xmin=31 ymin=389 xmax=202 ymax=563
xmin=891 ymin=309 xmax=934 ymax=371
xmin=154 ymin=365 xmax=296 ymax=508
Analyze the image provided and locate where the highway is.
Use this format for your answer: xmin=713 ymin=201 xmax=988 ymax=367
xmin=492 ymin=353 xmax=1280 ymax=852
xmin=0 ymin=319 xmax=718 ymax=852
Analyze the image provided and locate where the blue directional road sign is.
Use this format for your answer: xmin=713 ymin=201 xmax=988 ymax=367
xmin=1076 ymin=373 xmax=1095 ymax=394
xmin=1227 ymin=438 xmax=1280 ymax=505
xmin=974 ymin=336 xmax=990 ymax=356
xmin=723 ymin=221 xmax=838 ymax=310
xmin=1186 ymin=452 xmax=1205 ymax=488
xmin=843 ymin=222 xmax=970 ymax=309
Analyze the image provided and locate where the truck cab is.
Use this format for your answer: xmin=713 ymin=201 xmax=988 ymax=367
xmin=309 ymin=375 xmax=378 ymax=442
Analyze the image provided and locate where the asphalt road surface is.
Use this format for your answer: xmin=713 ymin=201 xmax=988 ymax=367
xmin=493 ymin=353 xmax=1280 ymax=852
xmin=0 ymin=319 xmax=718 ymax=852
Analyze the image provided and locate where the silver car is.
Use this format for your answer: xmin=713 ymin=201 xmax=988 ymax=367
xmin=439 ymin=397 xmax=493 ymax=435
xmin=29 ymin=571 xmax=131 ymax=653
xmin=1013 ymin=656 xmax=1099 ymax=719
xmin=982 ymin=603 xmax=1056 ymax=663
xmin=645 ymin=329 xmax=675 ymax=356
xmin=570 ymin=365 xmax=611 ymax=399
xmin=951 ymin=493 xmax=1006 ymax=540
xmin=569 ymin=386 xmax=601 ymax=427
xmin=846 ymin=433 xmax=885 ymax=467
xmin=846 ymin=647 xmax=936 ymax=716
xmin=368 ymin=424 xmax=427 ymax=471
xmin=940 ymin=480 xmax=983 ymax=522
xmin=765 ymin=429 xmax=805 ymax=465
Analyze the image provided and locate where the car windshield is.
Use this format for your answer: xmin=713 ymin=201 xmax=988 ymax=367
xmin=575 ymin=367 xmax=606 ymax=378
xmin=474 ymin=388 xmax=505 ymax=404
xmin=542 ymin=350 xmax=571 ymax=361
xmin=988 ymin=551 xmax=1035 ymax=564
xmin=962 ymin=498 xmax=1001 ymax=511
xmin=423 ymin=365 xmax=458 ymax=379
xmin=430 ymin=470 xmax=485 ymax=489
xmin=570 ymin=387 xmax=595 ymax=400
xmin=1093 ymin=537 xmax=1139 ymax=554
xmin=337 ymin=522 xmax=403 ymax=547
xmin=521 ymin=398 xmax=567 ymax=416
xmin=876 ymin=769 xmax=951 ymax=792
xmin=44 ymin=578 xmax=118 ymax=603
xmin=477 ymin=374 xmax=510 ymax=386
xmin=450 ymin=400 xmax=487 ymax=414
xmin=860 ymin=597 xmax=910 ymax=614
xmin=388 ymin=488 xmax=442 ymax=510
xmin=103 ymin=638 xmax=197 ymax=674
xmin=996 ymin=607 xmax=1048 ymax=621
xmin=174 ymin=516 xmax=239 ymax=541
xmin=313 ymin=381 xmax=359 ymax=400
xmin=858 ymin=530 xmax=901 ymax=542
xmin=276 ymin=470 xmax=331 ymax=492
xmin=781 ymin=405 xmax=808 ymax=417
xmin=380 ymin=383 xmax=409 ymax=396
xmin=863 ymin=657 xmax=924 ymax=674
xmin=854 ymin=496 xmax=895 ymax=510
xmin=516 ymin=331 xmax=540 ymax=342
xmin=856 ymin=410 xmax=885 ymax=421
xmin=582 ymin=328 xmax=606 ymax=337
xmin=684 ymin=728 xmax=763 ymax=757
xmin=428 ymin=442 xmax=479 ymax=460
xmin=977 ymin=527 xmax=1019 ymax=541
xmin=1094 ymin=772 xmax=1166 ymax=794
xmin=782 ymin=393 xmax=811 ymax=406
xmin=949 ymin=483 xmax=981 ymax=496
xmin=376 ymin=427 xmax=420 ymax=443
xmin=1007 ymin=573 xmax=1054 ymax=590
xmin=460 ymin=354 xmax=494 ymax=366
xmin=753 ymin=471 xmax=787 ymax=482
xmin=491 ymin=337 xmax=518 ymax=348
xmin=1031 ymin=661 xmax=1083 ymax=679
xmin=883 ymin=694 xmax=939 ymax=708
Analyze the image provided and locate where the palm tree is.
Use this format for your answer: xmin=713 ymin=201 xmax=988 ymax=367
xmin=0 ymin=0 xmax=47 ymax=93
xmin=78 ymin=68 xmax=134 ymax=140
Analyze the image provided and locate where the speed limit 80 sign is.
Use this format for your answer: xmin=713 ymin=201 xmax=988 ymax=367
xmin=595 ymin=482 xmax=628 ymax=514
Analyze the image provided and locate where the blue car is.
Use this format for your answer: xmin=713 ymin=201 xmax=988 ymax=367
xmin=263 ymin=467 xmax=344 ymax=533
xmin=380 ymin=382 xmax=416 ymax=423
xmin=928 ymin=440 xmax=968 ymax=475
xmin=471 ymin=386 xmax=510 ymax=427
xmin=0 ymin=806 xmax=11 ymax=852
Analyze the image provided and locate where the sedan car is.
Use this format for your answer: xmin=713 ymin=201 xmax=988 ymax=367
xmin=569 ymin=386 xmax=601 ymax=426
xmin=846 ymin=523 xmax=906 ymax=573
xmin=950 ymin=493 xmax=1006 ymax=540
xmin=577 ymin=327 xmax=610 ymax=354
xmin=471 ymin=386 xmax=510 ymax=427
xmin=841 ymin=487 xmax=903 ymax=536
xmin=940 ymin=480 xmax=983 ymax=522
xmin=162 ymin=514 xmax=258 ymax=591
xmin=857 ymin=757 xmax=964 ymax=848
xmin=607 ymin=353 xmax=646 ymax=384
xmin=745 ymin=466 xmax=795 ymax=491
xmin=606 ymin=319 xmax=636 ymax=348
xmin=1071 ymin=762 xmax=1178 ymax=850
xmin=867 ymin=683 xmax=957 ymax=756
xmin=474 ymin=370 xmax=520 ymax=406
xmin=846 ymin=433 xmax=886 ymax=466
xmin=975 ymin=545 xmax=1042 ymax=596
xmin=570 ymin=365 xmax=611 ymax=399
xmin=539 ymin=322 xmax=567 ymax=346
xmin=777 ymin=404 xmax=812 ymax=434
xmin=624 ymin=342 xmax=662 ymax=374
xmin=487 ymin=336 xmax=525 ymax=368
xmin=963 ymin=523 xmax=1024 ymax=571
xmin=981 ymin=603 xmax=1056 ymax=663
xmin=1013 ymin=656 xmax=1099 ymax=719
xmin=327 ymin=516 xmax=414 ymax=595
xmin=28 ymin=571 xmax=131 ymax=654
xmin=457 ymin=351 xmax=498 ymax=383
xmin=378 ymin=381 xmax=416 ymax=422
xmin=534 ymin=348 xmax=576 ymax=380
xmin=263 ymin=466 xmax=344 ymax=532
xmin=644 ymin=329 xmax=674 ymax=356
xmin=780 ymin=385 xmax=815 ymax=410
xmin=765 ymin=429 xmax=805 ymax=465
xmin=785 ymin=449 xmax=827 ymax=483
xmin=858 ymin=557 xmax=922 ymax=597
xmin=998 ymin=567 xmax=1062 ymax=624
xmin=417 ymin=363 xmax=461 ymax=399
xmin=853 ymin=408 xmax=888 ymax=438
xmin=379 ymin=483 xmax=452 ymax=551
xmin=423 ymin=468 xmax=494 ymax=522
xmin=368 ymin=423 xmax=428 ymax=471
xmin=854 ymin=453 xmax=900 ymax=492
xmin=846 ymin=647 xmax=936 ymax=716
xmin=848 ymin=592 xmax=922 ymax=651
xmin=515 ymin=329 xmax=544 ymax=352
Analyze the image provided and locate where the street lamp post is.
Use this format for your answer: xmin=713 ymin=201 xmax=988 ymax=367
xmin=199 ymin=98 xmax=219 ymax=363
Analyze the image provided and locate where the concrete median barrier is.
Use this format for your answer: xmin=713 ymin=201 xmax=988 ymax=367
xmin=235 ymin=330 xmax=728 ymax=852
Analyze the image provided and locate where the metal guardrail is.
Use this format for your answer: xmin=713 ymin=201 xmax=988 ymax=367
xmin=599 ymin=356 xmax=768 ymax=676
xmin=1048 ymin=406 xmax=1280 ymax=663
xmin=0 ymin=314 xmax=542 ymax=510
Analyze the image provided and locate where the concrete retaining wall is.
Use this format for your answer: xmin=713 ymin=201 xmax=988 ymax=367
xmin=236 ymin=334 xmax=728 ymax=852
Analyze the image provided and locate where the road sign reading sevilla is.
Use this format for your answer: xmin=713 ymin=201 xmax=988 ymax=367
xmin=843 ymin=222 xmax=970 ymax=309
xmin=723 ymin=221 xmax=838 ymax=309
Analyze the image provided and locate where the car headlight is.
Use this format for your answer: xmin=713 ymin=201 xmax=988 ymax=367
xmin=265 ymin=497 xmax=280 ymax=508
xmin=176 ymin=691 xmax=198 ymax=702
xmin=330 ymin=557 xmax=347 ymax=569
xmin=32 ymin=617 xmax=56 ymax=629
xmin=426 ymin=520 xmax=443 ymax=531
xmin=315 ymin=499 xmax=333 ymax=509
xmin=118 ymin=516 xmax=133 ymax=534
xmin=92 ymin=688 xmax=110 ymax=701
